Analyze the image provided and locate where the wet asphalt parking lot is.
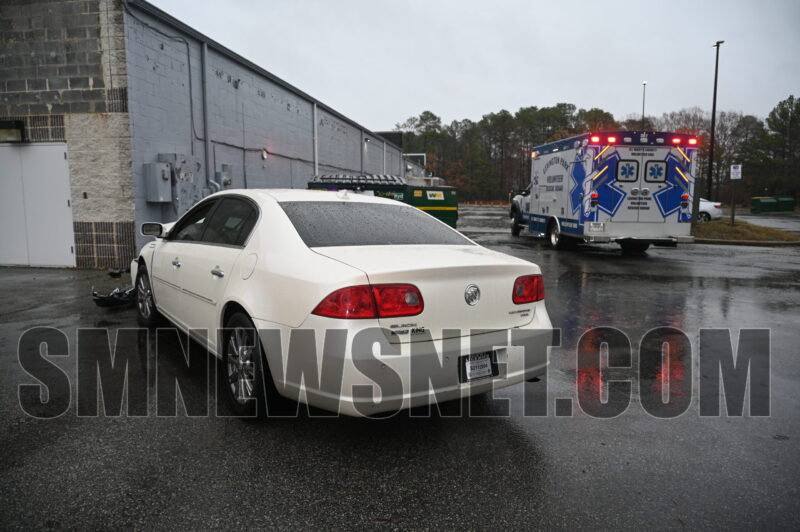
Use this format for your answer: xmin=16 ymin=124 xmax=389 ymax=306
xmin=1 ymin=205 xmax=799 ymax=530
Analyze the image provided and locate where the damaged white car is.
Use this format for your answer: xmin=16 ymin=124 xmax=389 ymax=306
xmin=133 ymin=189 xmax=553 ymax=416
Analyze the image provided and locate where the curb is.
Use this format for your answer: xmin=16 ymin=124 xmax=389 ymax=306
xmin=693 ymin=238 xmax=800 ymax=247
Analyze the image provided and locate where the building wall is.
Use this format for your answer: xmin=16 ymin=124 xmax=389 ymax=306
xmin=0 ymin=0 xmax=134 ymax=268
xmin=1 ymin=0 xmax=424 ymax=266
xmin=123 ymin=1 xmax=423 ymax=250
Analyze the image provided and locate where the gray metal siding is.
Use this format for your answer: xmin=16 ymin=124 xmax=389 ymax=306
xmin=123 ymin=1 xmax=422 ymax=250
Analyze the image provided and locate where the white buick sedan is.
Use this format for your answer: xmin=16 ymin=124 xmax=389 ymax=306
xmin=132 ymin=189 xmax=553 ymax=416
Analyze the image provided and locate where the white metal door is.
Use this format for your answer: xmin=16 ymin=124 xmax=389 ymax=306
xmin=0 ymin=145 xmax=28 ymax=265
xmin=635 ymin=152 xmax=667 ymax=223
xmin=609 ymin=147 xmax=642 ymax=223
xmin=0 ymin=143 xmax=75 ymax=267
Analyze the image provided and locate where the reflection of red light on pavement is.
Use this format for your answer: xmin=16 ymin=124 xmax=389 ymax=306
xmin=651 ymin=349 xmax=686 ymax=398
xmin=577 ymin=327 xmax=608 ymax=402
xmin=578 ymin=365 xmax=604 ymax=399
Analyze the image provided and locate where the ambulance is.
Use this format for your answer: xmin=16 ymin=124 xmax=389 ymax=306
xmin=510 ymin=131 xmax=699 ymax=252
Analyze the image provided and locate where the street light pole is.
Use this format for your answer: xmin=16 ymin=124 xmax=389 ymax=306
xmin=641 ymin=81 xmax=647 ymax=129
xmin=707 ymin=40 xmax=724 ymax=201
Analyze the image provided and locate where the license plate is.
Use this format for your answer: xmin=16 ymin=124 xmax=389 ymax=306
xmin=464 ymin=352 xmax=493 ymax=381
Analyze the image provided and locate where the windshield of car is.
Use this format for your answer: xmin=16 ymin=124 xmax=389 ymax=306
xmin=279 ymin=201 xmax=473 ymax=247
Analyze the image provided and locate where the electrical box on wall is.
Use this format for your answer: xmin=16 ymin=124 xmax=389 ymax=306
xmin=143 ymin=162 xmax=171 ymax=202
xmin=215 ymin=164 xmax=233 ymax=187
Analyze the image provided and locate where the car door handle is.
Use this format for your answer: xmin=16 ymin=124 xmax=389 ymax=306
xmin=210 ymin=267 xmax=225 ymax=278
xmin=172 ymin=258 xmax=181 ymax=268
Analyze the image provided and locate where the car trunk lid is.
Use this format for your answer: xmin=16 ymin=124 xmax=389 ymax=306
xmin=312 ymin=245 xmax=540 ymax=341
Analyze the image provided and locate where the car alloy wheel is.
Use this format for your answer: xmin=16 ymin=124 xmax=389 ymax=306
xmin=226 ymin=326 xmax=257 ymax=405
xmin=698 ymin=212 xmax=711 ymax=222
xmin=137 ymin=271 xmax=154 ymax=320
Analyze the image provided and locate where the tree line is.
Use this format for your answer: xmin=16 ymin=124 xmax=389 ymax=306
xmin=394 ymin=95 xmax=799 ymax=202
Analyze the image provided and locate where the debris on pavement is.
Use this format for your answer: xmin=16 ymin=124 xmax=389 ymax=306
xmin=92 ymin=286 xmax=135 ymax=308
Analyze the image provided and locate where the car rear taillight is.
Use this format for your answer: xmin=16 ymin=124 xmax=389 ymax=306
xmin=512 ymin=275 xmax=545 ymax=304
xmin=371 ymin=284 xmax=424 ymax=317
xmin=312 ymin=285 xmax=376 ymax=319
xmin=714 ymin=204 xmax=722 ymax=209
xmin=312 ymin=284 xmax=423 ymax=319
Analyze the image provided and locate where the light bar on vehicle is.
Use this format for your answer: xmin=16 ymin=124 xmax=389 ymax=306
xmin=672 ymin=137 xmax=682 ymax=144
xmin=688 ymin=138 xmax=698 ymax=145
xmin=607 ymin=136 xmax=617 ymax=144
xmin=590 ymin=135 xmax=601 ymax=143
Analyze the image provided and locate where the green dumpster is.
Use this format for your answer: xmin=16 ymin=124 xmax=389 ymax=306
xmin=751 ymin=197 xmax=778 ymax=213
xmin=307 ymin=174 xmax=459 ymax=228
xmin=776 ymin=196 xmax=796 ymax=212
xmin=407 ymin=186 xmax=459 ymax=228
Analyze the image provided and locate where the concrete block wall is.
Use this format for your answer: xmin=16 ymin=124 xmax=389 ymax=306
xmin=0 ymin=0 xmax=134 ymax=268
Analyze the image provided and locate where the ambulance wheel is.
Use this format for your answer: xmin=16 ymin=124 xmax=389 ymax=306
xmin=510 ymin=209 xmax=522 ymax=236
xmin=547 ymin=221 xmax=570 ymax=250
xmin=620 ymin=241 xmax=651 ymax=253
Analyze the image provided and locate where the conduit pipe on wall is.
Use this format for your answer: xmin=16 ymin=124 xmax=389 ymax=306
xmin=201 ymin=42 xmax=221 ymax=192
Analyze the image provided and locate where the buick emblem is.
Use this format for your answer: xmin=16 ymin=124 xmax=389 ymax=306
xmin=464 ymin=284 xmax=480 ymax=306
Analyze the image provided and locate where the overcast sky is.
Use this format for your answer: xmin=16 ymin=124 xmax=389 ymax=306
xmin=149 ymin=0 xmax=799 ymax=132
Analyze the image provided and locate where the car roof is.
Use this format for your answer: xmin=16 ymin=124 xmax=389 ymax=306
xmin=206 ymin=188 xmax=404 ymax=206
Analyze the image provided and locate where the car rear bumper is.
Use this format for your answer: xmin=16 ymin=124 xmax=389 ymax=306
xmin=253 ymin=309 xmax=554 ymax=417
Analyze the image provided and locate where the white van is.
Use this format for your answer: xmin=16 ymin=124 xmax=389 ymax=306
xmin=511 ymin=131 xmax=699 ymax=252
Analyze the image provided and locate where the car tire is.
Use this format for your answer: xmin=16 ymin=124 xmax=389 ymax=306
xmin=620 ymin=241 xmax=651 ymax=253
xmin=221 ymin=311 xmax=279 ymax=418
xmin=698 ymin=212 xmax=711 ymax=222
xmin=510 ymin=209 xmax=522 ymax=236
xmin=547 ymin=220 xmax=570 ymax=250
xmin=136 ymin=265 xmax=162 ymax=327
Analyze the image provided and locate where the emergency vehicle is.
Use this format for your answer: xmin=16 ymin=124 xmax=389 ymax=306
xmin=510 ymin=131 xmax=699 ymax=252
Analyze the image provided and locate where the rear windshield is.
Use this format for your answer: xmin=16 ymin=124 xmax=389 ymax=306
xmin=279 ymin=201 xmax=472 ymax=247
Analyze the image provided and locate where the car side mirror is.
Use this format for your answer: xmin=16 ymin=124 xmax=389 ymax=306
xmin=141 ymin=222 xmax=165 ymax=238
xmin=521 ymin=189 xmax=530 ymax=197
